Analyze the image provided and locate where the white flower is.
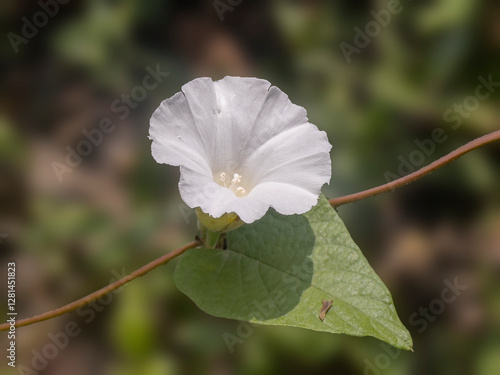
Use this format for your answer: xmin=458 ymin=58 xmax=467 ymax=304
xmin=149 ymin=76 xmax=332 ymax=225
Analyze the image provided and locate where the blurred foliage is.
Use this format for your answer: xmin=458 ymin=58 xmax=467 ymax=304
xmin=0 ymin=0 xmax=499 ymax=374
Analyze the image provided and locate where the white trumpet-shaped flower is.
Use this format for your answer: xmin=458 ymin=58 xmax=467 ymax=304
xmin=149 ymin=76 xmax=332 ymax=225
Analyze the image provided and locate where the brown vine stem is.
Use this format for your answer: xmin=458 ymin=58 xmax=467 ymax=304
xmin=0 ymin=240 xmax=201 ymax=331
xmin=329 ymin=130 xmax=500 ymax=207
xmin=2 ymin=130 xmax=499 ymax=332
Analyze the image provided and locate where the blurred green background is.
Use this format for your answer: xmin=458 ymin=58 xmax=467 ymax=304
xmin=1 ymin=0 xmax=500 ymax=374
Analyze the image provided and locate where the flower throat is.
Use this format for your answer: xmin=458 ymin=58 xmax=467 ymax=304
xmin=215 ymin=172 xmax=248 ymax=197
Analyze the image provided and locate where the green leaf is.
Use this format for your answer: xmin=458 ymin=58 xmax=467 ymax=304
xmin=174 ymin=195 xmax=412 ymax=350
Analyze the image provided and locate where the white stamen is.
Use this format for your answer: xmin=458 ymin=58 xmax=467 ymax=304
xmin=231 ymin=173 xmax=241 ymax=185
xmin=215 ymin=171 xmax=248 ymax=197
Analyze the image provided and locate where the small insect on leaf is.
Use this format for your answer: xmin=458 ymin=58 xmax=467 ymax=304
xmin=319 ymin=299 xmax=333 ymax=321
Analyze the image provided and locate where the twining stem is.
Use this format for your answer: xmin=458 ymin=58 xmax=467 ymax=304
xmin=329 ymin=130 xmax=500 ymax=207
xmin=1 ymin=130 xmax=499 ymax=331
xmin=0 ymin=240 xmax=201 ymax=331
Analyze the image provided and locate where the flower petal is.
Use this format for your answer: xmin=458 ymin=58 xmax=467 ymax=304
xmin=245 ymin=182 xmax=320 ymax=218
xmin=179 ymin=77 xmax=218 ymax=162
xmin=150 ymin=76 xmax=275 ymax=174
xmin=243 ymin=123 xmax=332 ymax=193
xmin=149 ymin=87 xmax=212 ymax=176
xmin=211 ymin=76 xmax=272 ymax=172
xmin=236 ymin=85 xmax=308 ymax=161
